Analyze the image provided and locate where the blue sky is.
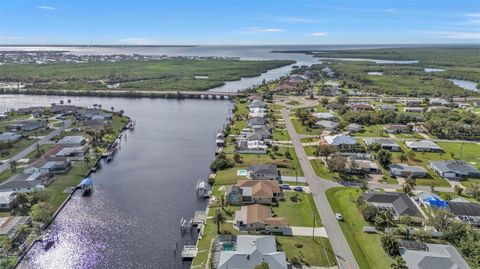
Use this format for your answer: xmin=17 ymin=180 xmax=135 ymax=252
xmin=0 ymin=0 xmax=479 ymax=45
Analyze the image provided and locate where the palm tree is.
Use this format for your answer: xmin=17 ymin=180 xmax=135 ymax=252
xmin=399 ymin=154 xmax=407 ymax=164
xmin=402 ymin=177 xmax=416 ymax=194
xmin=9 ymin=160 xmax=17 ymax=172
xmin=212 ymin=209 xmax=226 ymax=234
xmin=382 ymin=211 xmax=395 ymax=228
xmin=111 ymin=106 xmax=115 ymax=112
xmin=390 ymin=256 xmax=406 ymax=269
xmin=59 ymin=100 xmax=64 ymax=105
xmin=67 ymin=99 xmax=71 ymax=105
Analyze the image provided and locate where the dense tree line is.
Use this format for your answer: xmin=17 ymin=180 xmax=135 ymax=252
xmin=423 ymin=110 xmax=480 ymax=139
xmin=342 ymin=110 xmax=421 ymax=125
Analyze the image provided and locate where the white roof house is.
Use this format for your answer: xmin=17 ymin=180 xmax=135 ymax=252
xmin=400 ymin=241 xmax=471 ymax=269
xmin=0 ymin=132 xmax=22 ymax=142
xmin=323 ymin=134 xmax=356 ymax=146
xmin=56 ymin=136 xmax=86 ymax=146
xmin=217 ymin=235 xmax=287 ymax=269
xmin=312 ymin=112 xmax=336 ymax=120
xmin=405 ymin=140 xmax=442 ymax=152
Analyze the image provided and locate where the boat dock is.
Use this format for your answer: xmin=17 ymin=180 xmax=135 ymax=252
xmin=181 ymin=245 xmax=198 ymax=259
xmin=192 ymin=210 xmax=207 ymax=226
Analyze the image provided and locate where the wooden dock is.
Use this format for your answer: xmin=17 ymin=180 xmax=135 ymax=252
xmin=181 ymin=245 xmax=198 ymax=259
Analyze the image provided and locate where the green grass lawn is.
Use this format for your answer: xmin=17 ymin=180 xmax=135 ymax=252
xmin=326 ymin=187 xmax=393 ymax=269
xmin=437 ymin=142 xmax=480 ymax=169
xmin=304 ymin=146 xmax=317 ymax=156
xmin=277 ymin=236 xmax=337 ymax=267
xmin=310 ymin=160 xmax=337 ymax=181
xmin=215 ymin=167 xmax=249 ymax=185
xmin=0 ymin=138 xmax=38 ymax=159
xmin=273 ymin=192 xmax=322 ymax=227
xmin=291 ymin=118 xmax=320 ymax=135
xmin=272 ymin=128 xmax=290 ymax=141
xmin=394 ymin=132 xmax=424 ymax=139
xmin=0 ymin=169 xmax=13 ymax=184
xmin=352 ymin=125 xmax=387 ymax=137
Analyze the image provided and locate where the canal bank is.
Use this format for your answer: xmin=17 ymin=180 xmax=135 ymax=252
xmin=0 ymin=95 xmax=233 ymax=269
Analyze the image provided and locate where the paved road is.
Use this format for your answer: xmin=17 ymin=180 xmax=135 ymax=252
xmin=0 ymin=120 xmax=71 ymax=174
xmin=281 ymin=109 xmax=359 ymax=269
xmin=370 ymin=182 xmax=453 ymax=193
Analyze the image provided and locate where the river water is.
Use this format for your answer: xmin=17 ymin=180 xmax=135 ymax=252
xmin=0 ymin=44 xmax=435 ymax=268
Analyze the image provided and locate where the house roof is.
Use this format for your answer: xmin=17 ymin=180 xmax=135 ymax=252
xmin=247 ymin=164 xmax=278 ymax=176
xmin=448 ymin=201 xmax=480 ymax=217
xmin=430 ymin=160 xmax=479 ymax=176
xmin=323 ymin=134 xmax=356 ymax=146
xmin=0 ymin=132 xmax=22 ymax=142
xmin=238 ymin=180 xmax=281 ymax=198
xmin=400 ymin=242 xmax=471 ymax=269
xmin=364 ymin=138 xmax=398 ymax=147
xmin=7 ymin=172 xmax=50 ymax=182
xmin=0 ymin=192 xmax=14 ymax=205
xmin=235 ymin=204 xmax=287 ymax=226
xmin=217 ymin=235 xmax=287 ymax=269
xmin=406 ymin=140 xmax=442 ymax=150
xmin=0 ymin=180 xmax=43 ymax=190
xmin=362 ymin=192 xmax=421 ymax=217
xmin=390 ymin=164 xmax=427 ymax=174
xmin=57 ymin=136 xmax=85 ymax=145
xmin=316 ymin=120 xmax=338 ymax=129
xmin=384 ymin=124 xmax=408 ymax=130
xmin=312 ymin=112 xmax=335 ymax=119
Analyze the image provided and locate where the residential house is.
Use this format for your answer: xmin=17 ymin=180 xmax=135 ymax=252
xmin=0 ymin=216 xmax=32 ymax=238
xmin=226 ymin=180 xmax=282 ymax=205
xmin=24 ymin=158 xmax=71 ymax=174
xmin=349 ymin=103 xmax=374 ymax=112
xmin=236 ymin=140 xmax=267 ymax=154
xmin=50 ymin=104 xmax=81 ymax=114
xmin=345 ymin=159 xmax=380 ymax=174
xmin=430 ymin=160 xmax=480 ymax=180
xmin=347 ymin=123 xmax=363 ymax=133
xmin=417 ymin=192 xmax=448 ymax=209
xmin=322 ymin=67 xmax=335 ymax=77
xmin=77 ymin=108 xmax=112 ymax=120
xmin=448 ymin=201 xmax=480 ymax=227
xmin=364 ymin=138 xmax=400 ymax=151
xmin=361 ymin=192 xmax=422 ymax=218
xmin=247 ymin=116 xmax=267 ymax=128
xmin=429 ymin=98 xmax=450 ymax=107
xmin=383 ymin=124 xmax=410 ymax=134
xmin=402 ymin=99 xmax=423 ymax=107
xmin=214 ymin=235 xmax=287 ymax=269
xmin=247 ymin=164 xmax=279 ymax=180
xmin=316 ymin=120 xmax=338 ymax=130
xmin=0 ymin=132 xmax=22 ymax=143
xmin=234 ymin=204 xmax=288 ymax=233
xmin=323 ymin=134 xmax=356 ymax=147
xmin=248 ymin=100 xmax=266 ymax=110
xmin=427 ymin=106 xmax=450 ymax=112
xmin=405 ymin=107 xmax=424 ymax=113
xmin=390 ymin=164 xmax=427 ymax=178
xmin=399 ymin=241 xmax=471 ymax=269
xmin=16 ymin=107 xmax=45 ymax=115
xmin=0 ymin=192 xmax=14 ymax=211
xmin=84 ymin=119 xmax=108 ymax=131
xmin=55 ymin=145 xmax=89 ymax=160
xmin=0 ymin=180 xmax=45 ymax=193
xmin=56 ymin=135 xmax=86 ymax=146
xmin=274 ymin=80 xmax=297 ymax=93
xmin=377 ymin=104 xmax=397 ymax=111
xmin=7 ymin=120 xmax=45 ymax=132
xmin=0 ymin=112 xmax=7 ymax=119
xmin=312 ymin=112 xmax=336 ymax=120
xmin=406 ymin=140 xmax=442 ymax=152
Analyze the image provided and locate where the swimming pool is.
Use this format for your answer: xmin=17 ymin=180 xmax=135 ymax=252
xmin=236 ymin=170 xmax=247 ymax=176
xmin=223 ymin=243 xmax=234 ymax=251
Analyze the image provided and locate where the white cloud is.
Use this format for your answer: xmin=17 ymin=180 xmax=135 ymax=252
xmin=118 ymin=37 xmax=157 ymax=45
xmin=0 ymin=35 xmax=30 ymax=41
xmin=419 ymin=30 xmax=480 ymax=40
xmin=385 ymin=8 xmax=396 ymax=12
xmin=269 ymin=16 xmax=320 ymax=23
xmin=37 ymin=5 xmax=56 ymax=10
xmin=466 ymin=13 xmax=480 ymax=18
xmin=242 ymin=27 xmax=284 ymax=34
xmin=310 ymin=32 xmax=327 ymax=36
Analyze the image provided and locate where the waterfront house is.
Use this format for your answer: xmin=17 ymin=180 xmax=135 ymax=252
xmin=383 ymin=124 xmax=410 ymax=134
xmin=0 ymin=112 xmax=7 ymax=119
xmin=50 ymin=104 xmax=81 ymax=114
xmin=56 ymin=135 xmax=86 ymax=146
xmin=405 ymin=140 xmax=442 ymax=152
xmin=247 ymin=116 xmax=267 ymax=128
xmin=214 ymin=235 xmax=287 ymax=269
xmin=399 ymin=241 xmax=471 ymax=269
xmin=322 ymin=67 xmax=335 ymax=77
xmin=236 ymin=140 xmax=267 ymax=154
xmin=322 ymin=134 xmax=356 ymax=147
xmin=361 ymin=192 xmax=422 ymax=219
xmin=24 ymin=158 xmax=71 ymax=174
xmin=226 ymin=180 xmax=282 ymax=205
xmin=430 ymin=160 xmax=480 ymax=180
xmin=247 ymin=164 xmax=279 ymax=180
xmin=363 ymin=138 xmax=400 ymax=151
xmin=234 ymin=204 xmax=288 ymax=233
xmin=390 ymin=164 xmax=427 ymax=178
xmin=0 ymin=192 xmax=14 ymax=211
xmin=54 ymin=145 xmax=89 ymax=160
xmin=316 ymin=120 xmax=339 ymax=130
xmin=0 ymin=180 xmax=45 ymax=193
xmin=77 ymin=108 xmax=112 ymax=120
xmin=248 ymin=100 xmax=266 ymax=110
xmin=16 ymin=107 xmax=45 ymax=115
xmin=0 ymin=132 xmax=22 ymax=143
xmin=448 ymin=201 xmax=480 ymax=227
xmin=0 ymin=216 xmax=32 ymax=239
xmin=347 ymin=123 xmax=363 ymax=133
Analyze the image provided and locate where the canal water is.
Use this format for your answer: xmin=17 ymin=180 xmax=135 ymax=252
xmin=0 ymin=95 xmax=231 ymax=269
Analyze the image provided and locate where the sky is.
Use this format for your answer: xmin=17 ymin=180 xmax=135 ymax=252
xmin=0 ymin=0 xmax=479 ymax=45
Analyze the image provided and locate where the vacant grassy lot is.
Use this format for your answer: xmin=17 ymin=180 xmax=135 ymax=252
xmin=0 ymin=59 xmax=294 ymax=92
xmin=326 ymin=187 xmax=392 ymax=269
xmin=274 ymin=192 xmax=322 ymax=227
xmin=277 ymin=236 xmax=337 ymax=267
xmin=310 ymin=160 xmax=337 ymax=181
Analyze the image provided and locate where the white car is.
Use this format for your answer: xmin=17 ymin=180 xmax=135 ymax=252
xmin=335 ymin=213 xmax=343 ymax=221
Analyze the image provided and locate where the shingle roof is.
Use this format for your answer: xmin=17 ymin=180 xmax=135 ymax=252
xmin=430 ymin=160 xmax=480 ymax=176
xmin=448 ymin=201 xmax=480 ymax=217
xmin=362 ymin=192 xmax=420 ymax=217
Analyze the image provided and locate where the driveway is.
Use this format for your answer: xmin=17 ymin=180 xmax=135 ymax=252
xmin=284 ymin=226 xmax=328 ymax=238
xmin=281 ymin=109 xmax=359 ymax=269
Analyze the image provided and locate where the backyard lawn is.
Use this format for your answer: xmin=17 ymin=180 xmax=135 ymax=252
xmin=326 ymin=187 xmax=393 ymax=269
xmin=352 ymin=125 xmax=387 ymax=137
xmin=277 ymin=236 xmax=337 ymax=267
xmin=273 ymin=192 xmax=322 ymax=227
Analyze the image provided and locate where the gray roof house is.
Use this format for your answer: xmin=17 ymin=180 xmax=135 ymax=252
xmin=6 ymin=120 xmax=45 ymax=132
xmin=384 ymin=124 xmax=409 ymax=134
xmin=400 ymin=241 xmax=471 ymax=269
xmin=389 ymin=164 xmax=427 ymax=178
xmin=56 ymin=135 xmax=86 ymax=146
xmin=429 ymin=98 xmax=450 ymax=106
xmin=0 ymin=132 xmax=22 ymax=142
xmin=312 ymin=112 xmax=336 ymax=120
xmin=406 ymin=140 xmax=442 ymax=152
xmin=0 ymin=180 xmax=45 ymax=193
xmin=364 ymin=138 xmax=400 ymax=151
xmin=316 ymin=120 xmax=339 ymax=130
xmin=430 ymin=160 xmax=480 ymax=180
xmin=247 ymin=164 xmax=279 ymax=180
xmin=448 ymin=201 xmax=480 ymax=227
xmin=361 ymin=192 xmax=422 ymax=218
xmin=215 ymin=235 xmax=287 ymax=269
xmin=0 ymin=192 xmax=14 ymax=211
xmin=347 ymin=123 xmax=363 ymax=133
xmin=248 ymin=116 xmax=267 ymax=127
xmin=0 ymin=216 xmax=31 ymax=238
xmin=248 ymin=100 xmax=266 ymax=109
xmin=378 ymin=104 xmax=397 ymax=111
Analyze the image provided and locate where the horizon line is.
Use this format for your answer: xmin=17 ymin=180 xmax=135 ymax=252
xmin=1 ymin=43 xmax=480 ymax=47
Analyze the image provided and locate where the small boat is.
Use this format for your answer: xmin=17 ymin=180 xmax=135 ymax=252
xmin=79 ymin=177 xmax=94 ymax=196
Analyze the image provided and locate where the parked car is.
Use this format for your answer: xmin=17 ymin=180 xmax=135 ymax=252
xmin=280 ymin=184 xmax=290 ymax=189
xmin=293 ymin=186 xmax=303 ymax=192
xmin=335 ymin=213 xmax=343 ymax=221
